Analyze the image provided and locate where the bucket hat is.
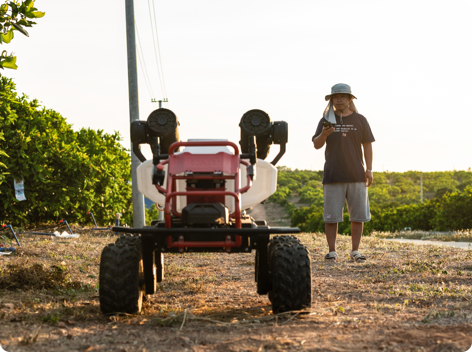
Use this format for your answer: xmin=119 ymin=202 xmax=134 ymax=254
xmin=325 ymin=83 xmax=357 ymax=101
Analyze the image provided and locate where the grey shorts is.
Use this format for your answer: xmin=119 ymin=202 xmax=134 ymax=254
xmin=323 ymin=182 xmax=371 ymax=223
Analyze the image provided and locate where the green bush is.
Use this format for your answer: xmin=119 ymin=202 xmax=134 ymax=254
xmin=145 ymin=204 xmax=160 ymax=225
xmin=0 ymin=77 xmax=132 ymax=226
xmin=366 ymin=187 xmax=472 ymax=232
xmin=275 ymin=168 xmax=472 ymax=233
xmin=298 ymin=185 xmax=323 ymax=205
xmin=269 ymin=185 xmax=292 ymax=205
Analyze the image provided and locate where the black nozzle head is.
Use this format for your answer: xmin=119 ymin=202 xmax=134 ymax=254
xmin=147 ymin=108 xmax=178 ymax=137
xmin=240 ymin=109 xmax=272 ymax=136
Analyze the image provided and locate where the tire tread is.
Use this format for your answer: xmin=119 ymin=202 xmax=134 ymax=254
xmin=269 ymin=240 xmax=312 ymax=313
xmin=99 ymin=240 xmax=143 ymax=315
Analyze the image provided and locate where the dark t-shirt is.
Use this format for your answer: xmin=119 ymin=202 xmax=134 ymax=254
xmin=313 ymin=112 xmax=375 ymax=184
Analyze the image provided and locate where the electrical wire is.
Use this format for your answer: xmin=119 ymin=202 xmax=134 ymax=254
xmin=151 ymin=0 xmax=168 ymax=106
xmin=136 ymin=25 xmax=157 ymax=110
xmin=147 ymin=0 xmax=165 ymax=103
xmin=147 ymin=0 xmax=169 ymax=107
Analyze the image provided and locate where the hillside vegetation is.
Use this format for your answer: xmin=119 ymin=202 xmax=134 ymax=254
xmin=270 ymin=167 xmax=472 ymax=234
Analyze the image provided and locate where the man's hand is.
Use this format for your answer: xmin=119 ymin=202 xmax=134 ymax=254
xmin=321 ymin=126 xmax=335 ymax=137
xmin=313 ymin=126 xmax=335 ymax=149
xmin=365 ymin=171 xmax=373 ymax=187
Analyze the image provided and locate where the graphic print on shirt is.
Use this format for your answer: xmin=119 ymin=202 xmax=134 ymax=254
xmin=332 ymin=125 xmax=357 ymax=134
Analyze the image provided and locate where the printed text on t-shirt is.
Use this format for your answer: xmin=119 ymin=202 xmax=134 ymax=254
xmin=333 ymin=125 xmax=357 ymax=133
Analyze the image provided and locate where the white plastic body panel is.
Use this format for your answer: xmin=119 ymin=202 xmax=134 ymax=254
xmin=136 ymin=145 xmax=277 ymax=212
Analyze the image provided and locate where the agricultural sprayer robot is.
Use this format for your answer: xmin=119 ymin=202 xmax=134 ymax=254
xmin=99 ymin=109 xmax=312 ymax=315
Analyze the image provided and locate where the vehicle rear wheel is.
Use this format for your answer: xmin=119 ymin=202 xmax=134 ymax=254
xmin=269 ymin=241 xmax=312 ymax=313
xmin=99 ymin=241 xmax=145 ymax=315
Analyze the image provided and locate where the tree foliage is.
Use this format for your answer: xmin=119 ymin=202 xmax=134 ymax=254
xmin=270 ymin=168 xmax=472 ymax=233
xmin=0 ymin=0 xmax=44 ymax=70
xmin=0 ymin=77 xmax=132 ymax=226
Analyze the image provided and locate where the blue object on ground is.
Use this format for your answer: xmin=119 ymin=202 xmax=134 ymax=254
xmin=87 ymin=212 xmax=111 ymax=231
xmin=60 ymin=220 xmax=73 ymax=234
xmin=6 ymin=224 xmax=21 ymax=246
xmin=87 ymin=212 xmax=99 ymax=227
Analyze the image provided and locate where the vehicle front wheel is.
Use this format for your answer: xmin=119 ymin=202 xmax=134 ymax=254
xmin=99 ymin=242 xmax=145 ymax=315
xmin=269 ymin=241 xmax=312 ymax=313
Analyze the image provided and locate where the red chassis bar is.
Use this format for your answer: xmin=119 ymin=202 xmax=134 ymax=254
xmin=154 ymin=141 xmax=253 ymax=252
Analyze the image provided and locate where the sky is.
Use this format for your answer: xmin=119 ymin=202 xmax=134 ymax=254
xmin=4 ymin=0 xmax=472 ymax=172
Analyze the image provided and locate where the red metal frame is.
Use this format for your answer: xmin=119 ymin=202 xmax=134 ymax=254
xmin=154 ymin=141 xmax=253 ymax=252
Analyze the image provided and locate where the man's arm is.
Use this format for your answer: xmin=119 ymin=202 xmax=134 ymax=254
xmin=363 ymin=142 xmax=373 ymax=187
xmin=313 ymin=126 xmax=335 ymax=149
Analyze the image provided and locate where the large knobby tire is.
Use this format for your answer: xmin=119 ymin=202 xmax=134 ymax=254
xmin=255 ymin=235 xmax=302 ymax=293
xmin=116 ymin=234 xmax=142 ymax=248
xmin=269 ymin=235 xmax=301 ymax=257
xmin=117 ymin=233 xmax=162 ymax=295
xmin=266 ymin=235 xmax=301 ymax=285
xmin=269 ymin=241 xmax=312 ymax=313
xmin=99 ymin=241 xmax=145 ymax=315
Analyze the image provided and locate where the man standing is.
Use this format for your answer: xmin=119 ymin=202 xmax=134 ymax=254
xmin=312 ymin=83 xmax=374 ymax=263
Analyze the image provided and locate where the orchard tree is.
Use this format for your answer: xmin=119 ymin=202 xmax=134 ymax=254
xmin=0 ymin=0 xmax=44 ymax=186
xmin=0 ymin=77 xmax=133 ymax=225
xmin=0 ymin=0 xmax=44 ymax=70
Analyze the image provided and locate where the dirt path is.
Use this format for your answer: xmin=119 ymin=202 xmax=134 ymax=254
xmin=247 ymin=202 xmax=290 ymax=227
xmin=1 ymin=230 xmax=472 ymax=351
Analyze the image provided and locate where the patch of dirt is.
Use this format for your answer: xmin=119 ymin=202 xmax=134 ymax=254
xmin=248 ymin=203 xmax=291 ymax=227
xmin=0 ymin=228 xmax=472 ymax=351
xmin=247 ymin=193 xmax=307 ymax=227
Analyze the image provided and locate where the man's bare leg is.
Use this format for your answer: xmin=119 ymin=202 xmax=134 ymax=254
xmin=325 ymin=223 xmax=338 ymax=252
xmin=351 ymin=221 xmax=363 ymax=252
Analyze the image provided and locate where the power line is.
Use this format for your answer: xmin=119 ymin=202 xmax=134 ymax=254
xmin=147 ymin=0 xmax=168 ymax=107
xmin=146 ymin=0 xmax=164 ymax=100
xmin=151 ymin=0 xmax=168 ymax=105
xmin=135 ymin=25 xmax=157 ymax=109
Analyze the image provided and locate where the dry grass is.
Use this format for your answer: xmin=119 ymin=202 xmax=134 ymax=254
xmin=372 ymin=229 xmax=472 ymax=243
xmin=0 ymin=227 xmax=471 ymax=351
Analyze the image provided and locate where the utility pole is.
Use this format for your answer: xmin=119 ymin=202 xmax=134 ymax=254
xmin=420 ymin=173 xmax=423 ymax=203
xmin=157 ymin=98 xmax=168 ymax=222
xmin=125 ymin=0 xmax=145 ymax=227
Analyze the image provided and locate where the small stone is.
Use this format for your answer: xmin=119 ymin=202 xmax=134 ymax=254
xmin=57 ymin=321 xmax=66 ymax=328
xmin=1 ymin=303 xmax=14 ymax=310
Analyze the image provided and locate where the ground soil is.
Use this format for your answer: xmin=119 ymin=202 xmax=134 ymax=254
xmin=1 ymin=226 xmax=472 ymax=352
